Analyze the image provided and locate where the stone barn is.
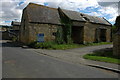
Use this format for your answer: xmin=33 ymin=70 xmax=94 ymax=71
xmin=113 ymin=15 xmax=120 ymax=57
xmin=58 ymin=8 xmax=112 ymax=43
xmin=20 ymin=3 xmax=62 ymax=44
xmin=20 ymin=3 xmax=112 ymax=44
xmin=10 ymin=21 xmax=21 ymax=41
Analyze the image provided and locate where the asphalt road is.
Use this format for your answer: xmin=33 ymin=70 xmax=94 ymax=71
xmin=2 ymin=41 xmax=119 ymax=78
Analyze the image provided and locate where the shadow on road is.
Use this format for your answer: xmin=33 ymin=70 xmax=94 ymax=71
xmin=1 ymin=40 xmax=22 ymax=47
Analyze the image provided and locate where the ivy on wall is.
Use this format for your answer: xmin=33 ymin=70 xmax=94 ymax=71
xmin=55 ymin=26 xmax=64 ymax=44
xmin=62 ymin=23 xmax=72 ymax=44
xmin=55 ymin=8 xmax=73 ymax=44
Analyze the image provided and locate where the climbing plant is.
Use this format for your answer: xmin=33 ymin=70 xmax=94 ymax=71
xmin=55 ymin=9 xmax=73 ymax=44
xmin=55 ymin=26 xmax=64 ymax=44
xmin=62 ymin=23 xmax=73 ymax=44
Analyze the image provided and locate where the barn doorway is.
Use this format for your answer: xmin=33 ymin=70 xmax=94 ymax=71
xmin=99 ymin=29 xmax=106 ymax=42
xmin=72 ymin=26 xmax=83 ymax=43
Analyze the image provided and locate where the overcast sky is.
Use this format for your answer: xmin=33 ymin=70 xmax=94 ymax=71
xmin=0 ymin=0 xmax=120 ymax=25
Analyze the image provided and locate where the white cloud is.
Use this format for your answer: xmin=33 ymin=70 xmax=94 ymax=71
xmin=97 ymin=0 xmax=120 ymax=2
xmin=45 ymin=0 xmax=99 ymax=10
xmin=0 ymin=0 xmax=119 ymax=25
xmin=97 ymin=3 xmax=118 ymax=23
xmin=87 ymin=12 xmax=103 ymax=17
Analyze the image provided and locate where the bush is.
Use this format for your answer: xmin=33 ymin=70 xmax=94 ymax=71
xmin=28 ymin=41 xmax=55 ymax=49
xmin=12 ymin=36 xmax=17 ymax=42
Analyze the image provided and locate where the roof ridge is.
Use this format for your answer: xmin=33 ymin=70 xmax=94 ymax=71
xmin=60 ymin=8 xmax=104 ymax=19
xmin=102 ymin=17 xmax=112 ymax=25
xmin=27 ymin=3 xmax=57 ymax=10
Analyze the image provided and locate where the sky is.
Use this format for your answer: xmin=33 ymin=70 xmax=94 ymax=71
xmin=0 ymin=0 xmax=120 ymax=26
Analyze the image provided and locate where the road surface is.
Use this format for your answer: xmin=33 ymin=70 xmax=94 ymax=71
xmin=2 ymin=40 xmax=118 ymax=78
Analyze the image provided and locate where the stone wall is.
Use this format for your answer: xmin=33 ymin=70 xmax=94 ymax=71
xmin=113 ymin=32 xmax=120 ymax=57
xmin=113 ymin=15 xmax=120 ymax=57
xmin=2 ymin=31 xmax=11 ymax=40
xmin=19 ymin=9 xmax=29 ymax=44
xmin=83 ymin=22 xmax=111 ymax=43
xmin=27 ymin=23 xmax=61 ymax=44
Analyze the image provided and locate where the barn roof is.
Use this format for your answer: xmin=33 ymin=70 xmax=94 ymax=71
xmin=60 ymin=9 xmax=86 ymax=22
xmin=80 ymin=13 xmax=111 ymax=25
xmin=25 ymin=3 xmax=61 ymax=25
xmin=59 ymin=8 xmax=111 ymax=25
xmin=24 ymin=3 xmax=111 ymax=26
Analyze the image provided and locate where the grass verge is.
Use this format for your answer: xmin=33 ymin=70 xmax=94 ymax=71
xmin=28 ymin=41 xmax=85 ymax=50
xmin=83 ymin=48 xmax=120 ymax=64
xmin=28 ymin=42 xmax=112 ymax=50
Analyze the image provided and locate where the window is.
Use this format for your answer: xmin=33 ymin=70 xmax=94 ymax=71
xmin=52 ymin=32 xmax=57 ymax=36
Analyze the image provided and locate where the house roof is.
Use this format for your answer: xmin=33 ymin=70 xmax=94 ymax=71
xmin=25 ymin=3 xmax=61 ymax=25
xmin=11 ymin=21 xmax=21 ymax=26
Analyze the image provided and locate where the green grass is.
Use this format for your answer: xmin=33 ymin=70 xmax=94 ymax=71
xmin=51 ymin=42 xmax=112 ymax=50
xmin=49 ymin=44 xmax=85 ymax=50
xmin=84 ymin=42 xmax=112 ymax=46
xmin=83 ymin=49 xmax=120 ymax=64
xmin=28 ymin=41 xmax=85 ymax=50
xmin=28 ymin=41 xmax=112 ymax=50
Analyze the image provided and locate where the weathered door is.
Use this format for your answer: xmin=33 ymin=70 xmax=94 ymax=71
xmin=99 ymin=29 xmax=106 ymax=42
xmin=72 ymin=26 xmax=83 ymax=43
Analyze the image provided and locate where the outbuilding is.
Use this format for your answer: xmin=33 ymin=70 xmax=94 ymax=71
xmin=20 ymin=3 xmax=112 ymax=44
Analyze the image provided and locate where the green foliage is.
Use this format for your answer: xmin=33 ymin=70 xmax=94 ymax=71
xmin=28 ymin=41 xmax=37 ymax=48
xmin=12 ymin=36 xmax=17 ymax=42
xmin=112 ymin=25 xmax=117 ymax=34
xmin=83 ymin=48 xmax=120 ymax=64
xmin=28 ymin=41 xmax=112 ymax=50
xmin=28 ymin=41 xmax=84 ymax=49
xmin=34 ymin=42 xmax=54 ymax=49
xmin=55 ymin=26 xmax=65 ymax=44
xmin=55 ymin=15 xmax=73 ymax=44
xmin=84 ymin=42 xmax=112 ymax=46
xmin=62 ymin=24 xmax=73 ymax=44
xmin=51 ymin=44 xmax=83 ymax=50
xmin=83 ymin=54 xmax=120 ymax=64
xmin=28 ymin=41 xmax=54 ymax=49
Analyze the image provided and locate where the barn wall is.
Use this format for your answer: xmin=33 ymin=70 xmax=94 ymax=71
xmin=83 ymin=22 xmax=111 ymax=44
xmin=72 ymin=21 xmax=85 ymax=26
xmin=27 ymin=23 xmax=61 ymax=44
xmin=20 ymin=9 xmax=30 ymax=44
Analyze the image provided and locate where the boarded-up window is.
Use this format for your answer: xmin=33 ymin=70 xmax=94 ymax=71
xmin=95 ymin=28 xmax=106 ymax=42
xmin=100 ymin=29 xmax=106 ymax=42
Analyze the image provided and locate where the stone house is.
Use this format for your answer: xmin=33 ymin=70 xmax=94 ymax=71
xmin=20 ymin=3 xmax=112 ymax=44
xmin=0 ymin=25 xmax=11 ymax=40
xmin=11 ymin=21 xmax=21 ymax=30
xmin=113 ymin=15 xmax=120 ymax=57
xmin=11 ymin=21 xmax=21 ymax=40
xmin=0 ymin=25 xmax=10 ymax=31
